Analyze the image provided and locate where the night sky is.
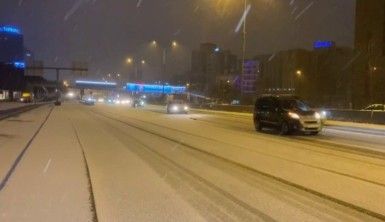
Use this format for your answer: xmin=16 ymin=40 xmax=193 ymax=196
xmin=0 ymin=0 xmax=356 ymax=81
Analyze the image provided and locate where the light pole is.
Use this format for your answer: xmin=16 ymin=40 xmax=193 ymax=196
xmin=242 ymin=0 xmax=248 ymax=78
xmin=150 ymin=40 xmax=178 ymax=82
xmin=126 ymin=57 xmax=146 ymax=81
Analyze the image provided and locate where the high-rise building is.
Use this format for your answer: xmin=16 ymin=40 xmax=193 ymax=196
xmin=240 ymin=60 xmax=259 ymax=94
xmin=190 ymin=43 xmax=237 ymax=94
xmin=0 ymin=25 xmax=24 ymax=63
xmin=354 ymin=0 xmax=385 ymax=105
xmin=355 ymin=0 xmax=385 ymax=56
xmin=0 ymin=25 xmax=25 ymax=93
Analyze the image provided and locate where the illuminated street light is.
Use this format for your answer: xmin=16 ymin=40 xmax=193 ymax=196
xmin=186 ymin=83 xmax=190 ymax=87
xmin=296 ymin=70 xmax=302 ymax=77
xmin=117 ymin=73 xmax=120 ymax=77
xmin=172 ymin=41 xmax=178 ymax=47
xmin=141 ymin=60 xmax=146 ymax=65
xmin=373 ymin=66 xmax=377 ymax=71
xmin=151 ymin=40 xmax=157 ymax=46
xmin=127 ymin=58 xmax=133 ymax=64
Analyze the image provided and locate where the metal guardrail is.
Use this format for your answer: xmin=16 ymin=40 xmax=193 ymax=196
xmin=327 ymin=109 xmax=385 ymax=125
xmin=192 ymin=104 xmax=254 ymax=113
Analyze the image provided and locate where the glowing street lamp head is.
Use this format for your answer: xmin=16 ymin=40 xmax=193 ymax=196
xmin=151 ymin=40 xmax=157 ymax=46
xmin=127 ymin=58 xmax=133 ymax=64
xmin=296 ymin=70 xmax=302 ymax=76
xmin=141 ymin=60 xmax=146 ymax=65
xmin=172 ymin=41 xmax=178 ymax=47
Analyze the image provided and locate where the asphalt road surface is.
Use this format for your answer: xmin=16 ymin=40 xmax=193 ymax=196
xmin=1 ymin=102 xmax=385 ymax=222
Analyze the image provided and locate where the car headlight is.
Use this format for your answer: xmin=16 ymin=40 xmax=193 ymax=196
xmin=288 ymin=112 xmax=300 ymax=119
xmin=320 ymin=110 xmax=328 ymax=119
xmin=184 ymin=106 xmax=189 ymax=110
xmin=314 ymin=112 xmax=321 ymax=119
xmin=172 ymin=105 xmax=179 ymax=111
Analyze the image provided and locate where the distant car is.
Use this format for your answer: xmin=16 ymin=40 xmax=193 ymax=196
xmin=20 ymin=92 xmax=33 ymax=103
xmin=362 ymin=104 xmax=385 ymax=111
xmin=253 ymin=95 xmax=323 ymax=135
xmin=166 ymin=100 xmax=189 ymax=114
xmin=80 ymin=97 xmax=95 ymax=106
xmin=132 ymin=99 xmax=145 ymax=108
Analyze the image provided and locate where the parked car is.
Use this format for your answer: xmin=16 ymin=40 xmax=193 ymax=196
xmin=253 ymin=95 xmax=323 ymax=135
xmin=362 ymin=104 xmax=385 ymax=111
xmin=166 ymin=100 xmax=189 ymax=114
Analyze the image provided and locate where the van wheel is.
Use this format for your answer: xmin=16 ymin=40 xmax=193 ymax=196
xmin=254 ymin=119 xmax=263 ymax=131
xmin=280 ymin=121 xmax=291 ymax=135
xmin=310 ymin=131 xmax=319 ymax=136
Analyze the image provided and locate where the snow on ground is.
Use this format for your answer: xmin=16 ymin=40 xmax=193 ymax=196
xmin=91 ymin=107 xmax=378 ymax=221
xmin=1 ymin=102 xmax=385 ymax=221
xmin=96 ymin=104 xmax=385 ymax=218
xmin=0 ymin=106 xmax=52 ymax=183
xmin=0 ymin=105 xmax=93 ymax=222
xmin=69 ymin=106 xmax=207 ymax=222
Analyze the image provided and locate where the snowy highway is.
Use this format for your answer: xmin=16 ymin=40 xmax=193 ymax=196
xmin=1 ymin=103 xmax=385 ymax=221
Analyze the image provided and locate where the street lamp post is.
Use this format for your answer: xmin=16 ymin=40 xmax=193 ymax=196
xmin=242 ymin=0 xmax=247 ymax=78
xmin=126 ymin=57 xmax=146 ymax=81
xmin=151 ymin=40 xmax=178 ymax=82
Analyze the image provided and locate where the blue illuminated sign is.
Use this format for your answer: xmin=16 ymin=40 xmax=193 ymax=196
xmin=126 ymin=83 xmax=186 ymax=94
xmin=13 ymin=62 xmax=25 ymax=69
xmin=313 ymin=41 xmax=334 ymax=49
xmin=0 ymin=26 xmax=21 ymax=35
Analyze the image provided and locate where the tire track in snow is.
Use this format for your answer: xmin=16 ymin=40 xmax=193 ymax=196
xmin=0 ymin=105 xmax=53 ymax=191
xmin=71 ymin=123 xmax=99 ymax=222
xmin=92 ymin=109 xmax=385 ymax=221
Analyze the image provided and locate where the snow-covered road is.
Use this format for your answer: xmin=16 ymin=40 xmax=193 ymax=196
xmin=1 ymin=102 xmax=385 ymax=221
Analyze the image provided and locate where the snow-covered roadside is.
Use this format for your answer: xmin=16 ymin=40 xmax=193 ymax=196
xmin=0 ymin=106 xmax=52 ymax=184
xmin=0 ymin=106 xmax=93 ymax=222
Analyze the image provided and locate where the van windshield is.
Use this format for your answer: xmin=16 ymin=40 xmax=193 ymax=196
xmin=280 ymin=99 xmax=311 ymax=112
